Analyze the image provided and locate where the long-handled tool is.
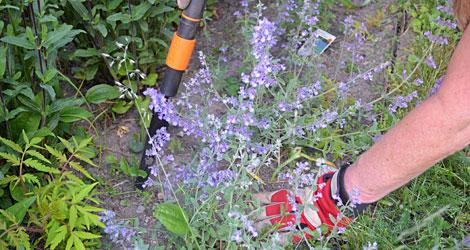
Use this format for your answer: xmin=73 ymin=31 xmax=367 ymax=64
xmin=136 ymin=0 xmax=207 ymax=188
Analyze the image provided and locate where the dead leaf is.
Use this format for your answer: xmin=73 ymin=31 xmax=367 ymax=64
xmin=117 ymin=126 xmax=130 ymax=138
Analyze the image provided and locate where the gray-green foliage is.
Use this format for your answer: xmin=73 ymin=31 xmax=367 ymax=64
xmin=143 ymin=0 xmax=468 ymax=249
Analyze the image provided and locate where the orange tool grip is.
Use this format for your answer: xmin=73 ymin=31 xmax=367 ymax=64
xmin=166 ymin=33 xmax=196 ymax=71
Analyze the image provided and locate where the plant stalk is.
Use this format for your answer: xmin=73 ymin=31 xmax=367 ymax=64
xmin=29 ymin=2 xmax=47 ymax=128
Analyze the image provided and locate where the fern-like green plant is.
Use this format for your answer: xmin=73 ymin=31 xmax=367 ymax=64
xmin=0 ymin=131 xmax=103 ymax=249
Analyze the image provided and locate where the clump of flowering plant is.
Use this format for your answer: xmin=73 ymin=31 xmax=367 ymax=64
xmin=102 ymin=0 xmax=462 ymax=248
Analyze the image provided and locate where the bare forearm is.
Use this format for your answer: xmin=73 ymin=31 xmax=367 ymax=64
xmin=344 ymin=25 xmax=470 ymax=203
xmin=345 ymin=95 xmax=470 ymax=203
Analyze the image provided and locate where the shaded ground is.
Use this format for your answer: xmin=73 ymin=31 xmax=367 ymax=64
xmin=94 ymin=1 xmax=415 ymax=249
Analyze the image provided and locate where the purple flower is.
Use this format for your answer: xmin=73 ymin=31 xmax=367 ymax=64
xmin=279 ymin=0 xmax=298 ymax=23
xmin=343 ymin=16 xmax=368 ymax=63
xmin=424 ymin=31 xmax=449 ymax=45
xmin=435 ymin=16 xmax=457 ymax=29
xmin=145 ymin=127 xmax=171 ymax=157
xmin=100 ymin=210 xmax=136 ymax=244
xmin=301 ymin=0 xmax=320 ymax=27
xmin=297 ymin=81 xmax=322 ymax=102
xmin=228 ymin=211 xmax=258 ymax=238
xmin=363 ymin=242 xmax=378 ymax=250
xmin=389 ymin=91 xmax=418 ymax=113
xmin=244 ymin=18 xmax=285 ymax=88
xmin=437 ymin=5 xmax=453 ymax=15
xmin=230 ymin=230 xmax=243 ymax=243
xmin=287 ymin=192 xmax=298 ymax=212
xmin=429 ymin=75 xmax=445 ymax=97
xmin=338 ymin=226 xmax=346 ymax=234
xmin=425 ymin=55 xmax=437 ymax=69
xmin=207 ymin=169 xmax=235 ymax=187
xmin=306 ymin=110 xmax=338 ymax=132
xmin=350 ymin=188 xmax=361 ymax=208
xmin=413 ymin=78 xmax=424 ymax=86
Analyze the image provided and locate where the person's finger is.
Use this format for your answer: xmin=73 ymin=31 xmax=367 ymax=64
xmin=254 ymin=217 xmax=274 ymax=232
xmin=269 ymin=214 xmax=297 ymax=230
xmin=177 ymin=0 xmax=190 ymax=9
xmin=266 ymin=201 xmax=295 ymax=217
xmin=252 ymin=203 xmax=286 ymax=221
xmin=252 ymin=189 xmax=291 ymax=204
xmin=253 ymin=220 xmax=292 ymax=245
xmin=252 ymin=192 xmax=274 ymax=204
xmin=274 ymin=232 xmax=291 ymax=245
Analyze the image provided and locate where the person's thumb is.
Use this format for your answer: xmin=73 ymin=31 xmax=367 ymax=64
xmin=177 ymin=0 xmax=191 ymax=9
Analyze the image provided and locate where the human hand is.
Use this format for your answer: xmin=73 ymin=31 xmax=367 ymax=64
xmin=177 ymin=0 xmax=190 ymax=9
xmin=252 ymin=171 xmax=351 ymax=244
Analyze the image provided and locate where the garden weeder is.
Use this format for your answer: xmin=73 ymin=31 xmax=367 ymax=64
xmin=136 ymin=0 xmax=207 ymax=188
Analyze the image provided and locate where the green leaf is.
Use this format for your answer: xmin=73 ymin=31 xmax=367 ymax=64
xmin=73 ymin=48 xmax=99 ymax=58
xmin=152 ymin=5 xmax=174 ymax=16
xmin=17 ymin=95 xmax=41 ymax=114
xmin=0 ymin=36 xmax=35 ymax=50
xmin=108 ymin=0 xmax=123 ymax=10
xmin=0 ymin=47 xmax=6 ymax=78
xmin=74 ymin=153 xmax=97 ymax=168
xmin=0 ymin=136 xmax=23 ymax=153
xmin=58 ymin=137 xmax=75 ymax=154
xmin=69 ymin=205 xmax=77 ymax=231
xmin=68 ymin=0 xmax=91 ymax=21
xmin=65 ymin=236 xmax=74 ymax=250
xmin=0 ymin=5 xmax=20 ymax=11
xmin=23 ymin=174 xmax=40 ymax=186
xmin=45 ymin=144 xmax=67 ymax=162
xmin=0 ymin=152 xmax=20 ymax=166
xmin=6 ymin=196 xmax=36 ymax=223
xmin=70 ymin=161 xmax=95 ymax=180
xmin=94 ymin=23 xmax=108 ymax=38
xmin=107 ymin=13 xmax=131 ymax=24
xmin=142 ymin=73 xmax=158 ymax=86
xmin=60 ymin=106 xmax=92 ymax=123
xmin=2 ymin=107 xmax=27 ymax=122
xmin=22 ymin=130 xmax=30 ymax=145
xmin=85 ymin=84 xmax=120 ymax=104
xmin=43 ymin=24 xmax=73 ymax=49
xmin=23 ymin=158 xmax=60 ymax=174
xmin=112 ymin=100 xmax=133 ymax=114
xmin=40 ymin=83 xmax=56 ymax=101
xmin=10 ymin=112 xmax=41 ymax=136
xmin=48 ymin=97 xmax=84 ymax=115
xmin=0 ymin=175 xmax=18 ymax=185
xmin=77 ymin=136 xmax=93 ymax=149
xmin=0 ymin=209 xmax=17 ymax=223
xmin=119 ymin=158 xmax=130 ymax=175
xmin=49 ymin=225 xmax=67 ymax=250
xmin=74 ymin=231 xmax=101 ymax=239
xmin=48 ymin=29 xmax=85 ymax=52
xmin=72 ymin=183 xmax=98 ymax=203
xmin=73 ymin=235 xmax=86 ymax=250
xmin=154 ymin=203 xmax=190 ymax=236
xmin=26 ymin=149 xmax=51 ymax=164
xmin=132 ymin=2 xmax=151 ymax=21
xmin=32 ymin=128 xmax=55 ymax=138
xmin=43 ymin=68 xmax=59 ymax=83
xmin=9 ymin=181 xmax=25 ymax=201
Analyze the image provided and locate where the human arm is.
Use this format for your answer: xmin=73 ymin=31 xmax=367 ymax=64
xmin=344 ymin=25 xmax=470 ymax=203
